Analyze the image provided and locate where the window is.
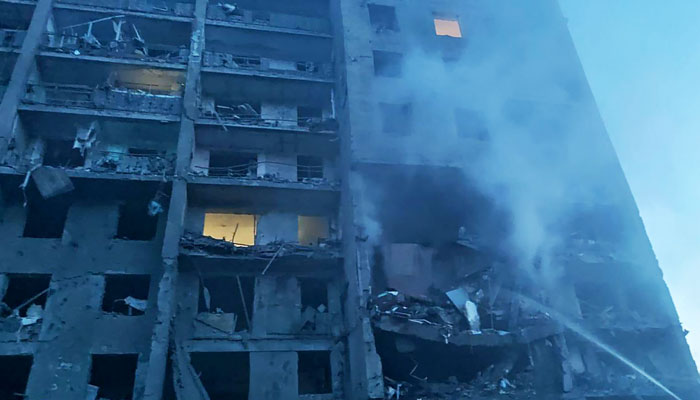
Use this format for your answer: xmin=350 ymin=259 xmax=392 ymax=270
xmin=203 ymin=213 xmax=256 ymax=245
xmin=89 ymin=354 xmax=138 ymax=400
xmin=298 ymin=216 xmax=329 ymax=246
xmin=297 ymin=106 xmax=323 ymax=128
xmin=455 ymin=109 xmax=488 ymax=140
xmin=23 ymin=195 xmax=70 ymax=238
xmin=298 ymin=351 xmax=332 ymax=394
xmin=373 ymin=51 xmax=403 ymax=77
xmin=368 ymin=4 xmax=398 ymax=32
xmin=0 ymin=355 xmax=32 ymax=400
xmin=297 ymin=156 xmax=324 ymax=181
xmin=116 ymin=201 xmax=158 ymax=240
xmin=43 ymin=139 xmax=84 ymax=168
xmin=191 ymin=352 xmax=250 ymax=399
xmin=434 ymin=17 xmax=462 ymax=38
xmin=1 ymin=274 xmax=51 ymax=317
xmin=101 ymin=274 xmax=150 ymax=316
xmin=198 ymin=276 xmax=254 ymax=332
xmin=208 ymin=151 xmax=257 ymax=178
xmin=379 ymin=103 xmax=412 ymax=136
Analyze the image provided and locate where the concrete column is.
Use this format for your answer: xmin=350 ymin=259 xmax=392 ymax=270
xmin=0 ymin=0 xmax=53 ymax=140
xmin=142 ymin=1 xmax=208 ymax=398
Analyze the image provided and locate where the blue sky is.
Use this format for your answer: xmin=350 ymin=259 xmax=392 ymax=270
xmin=559 ymin=0 xmax=700 ymax=369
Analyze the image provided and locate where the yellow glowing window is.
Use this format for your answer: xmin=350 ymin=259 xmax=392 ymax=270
xmin=298 ymin=216 xmax=329 ymax=246
xmin=434 ymin=18 xmax=462 ymax=38
xmin=203 ymin=213 xmax=256 ymax=246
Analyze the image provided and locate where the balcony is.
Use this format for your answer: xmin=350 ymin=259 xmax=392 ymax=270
xmin=198 ymin=101 xmax=337 ymax=134
xmin=21 ymin=82 xmax=182 ymax=120
xmin=202 ymin=51 xmax=332 ymax=82
xmin=40 ymin=32 xmax=189 ymax=69
xmin=55 ymin=0 xmax=195 ymax=19
xmin=206 ymin=3 xmax=331 ymax=37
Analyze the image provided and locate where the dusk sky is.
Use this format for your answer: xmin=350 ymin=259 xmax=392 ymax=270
xmin=559 ymin=0 xmax=700 ymax=369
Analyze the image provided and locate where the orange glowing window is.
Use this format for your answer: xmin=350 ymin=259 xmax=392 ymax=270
xmin=434 ymin=18 xmax=462 ymax=38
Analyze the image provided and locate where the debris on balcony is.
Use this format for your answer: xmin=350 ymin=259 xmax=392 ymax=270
xmin=180 ymin=232 xmax=342 ymax=259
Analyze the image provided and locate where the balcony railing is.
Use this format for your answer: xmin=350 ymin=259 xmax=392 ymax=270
xmin=202 ymin=51 xmax=332 ymax=80
xmin=0 ymin=29 xmax=27 ymax=49
xmin=86 ymin=149 xmax=175 ymax=176
xmin=199 ymin=104 xmax=338 ymax=133
xmin=41 ymin=32 xmax=189 ymax=65
xmin=23 ymin=83 xmax=182 ymax=115
xmin=206 ymin=4 xmax=331 ymax=35
xmin=191 ymin=160 xmax=330 ymax=185
xmin=55 ymin=0 xmax=195 ymax=18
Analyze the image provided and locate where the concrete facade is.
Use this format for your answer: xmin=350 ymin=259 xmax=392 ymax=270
xmin=0 ymin=0 xmax=698 ymax=399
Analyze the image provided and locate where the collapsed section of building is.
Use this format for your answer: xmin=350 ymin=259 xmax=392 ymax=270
xmin=0 ymin=0 xmax=698 ymax=400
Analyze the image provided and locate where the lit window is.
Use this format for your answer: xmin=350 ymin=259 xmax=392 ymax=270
xmin=298 ymin=216 xmax=329 ymax=246
xmin=434 ymin=18 xmax=462 ymax=38
xmin=203 ymin=213 xmax=256 ymax=245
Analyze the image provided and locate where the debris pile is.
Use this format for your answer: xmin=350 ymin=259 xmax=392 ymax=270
xmin=180 ymin=232 xmax=341 ymax=259
xmin=44 ymin=16 xmax=188 ymax=64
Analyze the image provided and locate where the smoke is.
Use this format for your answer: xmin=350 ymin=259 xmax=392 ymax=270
xmin=355 ymin=2 xmax=630 ymax=298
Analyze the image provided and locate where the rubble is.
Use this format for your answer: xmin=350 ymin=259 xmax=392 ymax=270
xmin=180 ymin=232 xmax=342 ymax=259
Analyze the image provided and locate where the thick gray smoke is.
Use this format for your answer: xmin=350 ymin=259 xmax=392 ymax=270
xmin=357 ymin=2 xmax=631 ymax=297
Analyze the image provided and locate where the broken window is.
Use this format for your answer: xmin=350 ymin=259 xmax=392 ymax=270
xmin=43 ymin=139 xmax=85 ymax=168
xmin=0 ymin=355 xmax=32 ymax=400
xmin=298 ymin=216 xmax=329 ymax=246
xmin=368 ymin=4 xmax=399 ymax=32
xmin=434 ymin=17 xmax=462 ymax=38
xmin=198 ymin=276 xmax=254 ymax=332
xmin=455 ymin=108 xmax=489 ymax=140
xmin=203 ymin=213 xmax=256 ymax=245
xmin=89 ymin=354 xmax=138 ymax=400
xmin=297 ymin=106 xmax=322 ymax=128
xmin=101 ymin=274 xmax=150 ymax=316
xmin=116 ymin=200 xmax=158 ymax=240
xmin=300 ymin=279 xmax=328 ymax=309
xmin=22 ymin=195 xmax=70 ymax=238
xmin=379 ymin=103 xmax=412 ymax=136
xmin=373 ymin=50 xmax=403 ymax=77
xmin=208 ymin=151 xmax=258 ymax=178
xmin=1 ymin=274 xmax=51 ymax=318
xmin=297 ymin=156 xmax=324 ymax=181
xmin=191 ymin=352 xmax=250 ymax=399
xmin=298 ymin=351 xmax=332 ymax=394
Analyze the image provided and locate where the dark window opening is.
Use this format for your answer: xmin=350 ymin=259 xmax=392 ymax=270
xmin=116 ymin=200 xmax=158 ymax=240
xmin=455 ymin=109 xmax=489 ymax=140
xmin=380 ymin=103 xmax=412 ymax=136
xmin=101 ymin=274 xmax=150 ymax=316
xmin=298 ymin=351 xmax=332 ymax=394
xmin=297 ymin=156 xmax=324 ymax=181
xmin=0 ymin=355 xmax=32 ymax=400
xmin=368 ymin=4 xmax=399 ymax=32
xmin=208 ymin=151 xmax=258 ymax=178
xmin=22 ymin=192 xmax=70 ymax=239
xmin=373 ymin=51 xmax=403 ymax=77
xmin=300 ymin=279 xmax=328 ymax=310
xmin=198 ymin=276 xmax=254 ymax=332
xmin=191 ymin=352 xmax=249 ymax=400
xmin=89 ymin=354 xmax=138 ymax=400
xmin=43 ymin=140 xmax=85 ymax=168
xmin=1 ymin=274 xmax=51 ymax=318
xmin=297 ymin=106 xmax=323 ymax=128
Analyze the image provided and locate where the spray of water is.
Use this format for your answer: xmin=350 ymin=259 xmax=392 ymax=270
xmin=517 ymin=294 xmax=684 ymax=400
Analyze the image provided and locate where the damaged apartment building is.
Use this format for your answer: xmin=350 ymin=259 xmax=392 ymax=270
xmin=0 ymin=0 xmax=698 ymax=399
